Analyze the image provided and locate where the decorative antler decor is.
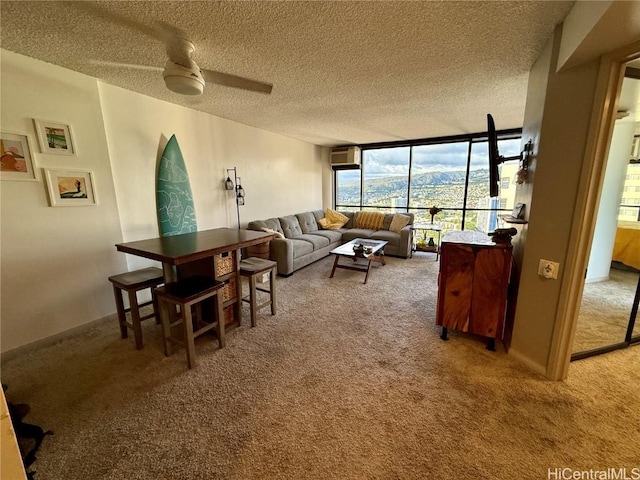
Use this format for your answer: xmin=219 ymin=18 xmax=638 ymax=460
xmin=428 ymin=205 xmax=442 ymax=224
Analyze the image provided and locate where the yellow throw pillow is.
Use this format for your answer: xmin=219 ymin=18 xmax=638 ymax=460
xmin=355 ymin=211 xmax=385 ymax=230
xmin=261 ymin=227 xmax=284 ymax=239
xmin=389 ymin=213 xmax=411 ymax=233
xmin=324 ymin=209 xmax=349 ymax=228
xmin=318 ymin=217 xmax=345 ymax=230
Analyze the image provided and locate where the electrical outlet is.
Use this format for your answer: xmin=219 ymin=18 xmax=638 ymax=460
xmin=538 ymin=259 xmax=559 ymax=279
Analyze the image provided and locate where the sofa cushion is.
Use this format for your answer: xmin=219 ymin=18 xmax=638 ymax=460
xmin=389 ymin=213 xmax=411 ymax=233
xmin=341 ymin=228 xmax=375 ymax=242
xmin=296 ymin=234 xmax=330 ymax=249
xmin=338 ymin=211 xmax=356 ymax=228
xmin=370 ymin=229 xmax=400 ymax=246
xmin=382 ymin=214 xmax=393 ymax=231
xmin=279 ymin=215 xmax=303 ymax=238
xmin=289 ymin=238 xmax=314 ymax=258
xmin=312 ymin=229 xmax=343 ymax=243
xmin=311 ymin=210 xmax=325 ymax=223
xmin=296 ymin=212 xmax=319 ymax=233
xmin=248 ymin=217 xmax=284 ymax=235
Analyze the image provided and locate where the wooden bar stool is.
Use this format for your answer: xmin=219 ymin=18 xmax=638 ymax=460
xmin=108 ymin=267 xmax=165 ymax=350
xmin=154 ymin=275 xmax=225 ymax=369
xmin=240 ymin=257 xmax=277 ymax=327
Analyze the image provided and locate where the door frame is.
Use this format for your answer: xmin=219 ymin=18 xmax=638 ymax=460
xmin=547 ymin=40 xmax=640 ymax=380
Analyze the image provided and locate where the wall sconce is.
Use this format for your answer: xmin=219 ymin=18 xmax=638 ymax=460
xmin=514 ymin=140 xmax=533 ymax=185
xmin=225 ymin=167 xmax=245 ymax=228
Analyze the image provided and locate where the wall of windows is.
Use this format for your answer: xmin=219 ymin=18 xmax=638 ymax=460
xmin=618 ymin=162 xmax=640 ymax=222
xmin=334 ymin=130 xmax=522 ymax=234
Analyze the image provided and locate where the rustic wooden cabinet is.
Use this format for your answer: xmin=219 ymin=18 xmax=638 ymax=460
xmin=436 ymin=231 xmax=513 ymax=349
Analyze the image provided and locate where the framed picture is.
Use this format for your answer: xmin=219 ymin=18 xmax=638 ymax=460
xmin=0 ymin=131 xmax=38 ymax=181
xmin=44 ymin=168 xmax=97 ymax=206
xmin=34 ymin=119 xmax=76 ymax=155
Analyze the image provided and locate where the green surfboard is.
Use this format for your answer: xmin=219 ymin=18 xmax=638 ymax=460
xmin=156 ymin=135 xmax=197 ymax=237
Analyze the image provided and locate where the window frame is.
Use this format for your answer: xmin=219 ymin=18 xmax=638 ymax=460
xmin=333 ymin=128 xmax=522 ymax=231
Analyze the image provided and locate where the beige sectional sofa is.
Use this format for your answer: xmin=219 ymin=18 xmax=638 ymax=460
xmin=247 ymin=210 xmax=414 ymax=276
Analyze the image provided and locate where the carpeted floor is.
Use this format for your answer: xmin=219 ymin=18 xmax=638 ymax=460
xmin=573 ymin=268 xmax=639 ymax=353
xmin=2 ymin=253 xmax=639 ymax=479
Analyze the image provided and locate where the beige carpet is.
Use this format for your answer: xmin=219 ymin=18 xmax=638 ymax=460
xmin=2 ymin=254 xmax=639 ymax=479
xmin=573 ymin=268 xmax=639 ymax=353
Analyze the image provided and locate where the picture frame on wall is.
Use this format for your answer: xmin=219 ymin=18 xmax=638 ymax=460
xmin=34 ymin=119 xmax=76 ymax=156
xmin=0 ymin=131 xmax=38 ymax=181
xmin=44 ymin=168 xmax=97 ymax=206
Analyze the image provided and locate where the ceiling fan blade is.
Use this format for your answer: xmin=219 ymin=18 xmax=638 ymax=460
xmin=73 ymin=2 xmax=166 ymax=43
xmin=73 ymin=3 xmax=273 ymax=96
xmin=73 ymin=3 xmax=190 ymax=62
xmin=201 ymin=70 xmax=273 ymax=95
xmin=89 ymin=60 xmax=163 ymax=72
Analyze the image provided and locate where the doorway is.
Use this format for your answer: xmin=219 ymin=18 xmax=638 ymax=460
xmin=570 ymin=62 xmax=640 ymax=361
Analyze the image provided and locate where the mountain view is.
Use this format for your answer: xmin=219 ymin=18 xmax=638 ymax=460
xmin=334 ymin=137 xmax=526 ymax=235
xmin=336 ymin=168 xmax=501 ymax=232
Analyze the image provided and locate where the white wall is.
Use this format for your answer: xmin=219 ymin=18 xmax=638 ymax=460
xmin=586 ymin=120 xmax=636 ymax=282
xmin=557 ymin=1 xmax=640 ymax=71
xmin=508 ymin=25 xmax=601 ymax=374
xmin=1 ymin=50 xmax=328 ymax=353
xmin=98 ymin=83 xmax=327 ymax=272
xmin=556 ymin=0 xmax=612 ymax=71
xmin=0 ymin=50 xmax=127 ymax=352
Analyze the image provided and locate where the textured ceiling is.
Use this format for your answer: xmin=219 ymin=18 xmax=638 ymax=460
xmin=0 ymin=1 xmax=575 ymax=146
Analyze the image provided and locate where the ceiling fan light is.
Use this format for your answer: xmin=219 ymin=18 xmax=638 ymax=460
xmin=163 ymin=73 xmax=204 ymax=95
xmin=163 ymin=61 xmax=205 ymax=96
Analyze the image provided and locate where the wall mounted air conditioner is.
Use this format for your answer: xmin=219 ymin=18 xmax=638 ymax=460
xmin=330 ymin=146 xmax=361 ymax=168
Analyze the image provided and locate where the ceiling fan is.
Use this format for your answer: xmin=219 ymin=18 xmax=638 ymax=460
xmin=78 ymin=3 xmax=273 ymax=96
xmin=98 ymin=37 xmax=273 ymax=96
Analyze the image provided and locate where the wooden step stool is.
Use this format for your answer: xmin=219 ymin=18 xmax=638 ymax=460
xmin=240 ymin=257 xmax=277 ymax=327
xmin=154 ymin=275 xmax=225 ymax=369
xmin=108 ymin=267 xmax=165 ymax=350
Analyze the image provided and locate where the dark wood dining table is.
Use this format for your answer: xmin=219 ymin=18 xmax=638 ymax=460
xmin=115 ymin=228 xmax=274 ymax=330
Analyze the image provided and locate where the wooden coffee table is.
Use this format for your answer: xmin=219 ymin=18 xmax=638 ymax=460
xmin=329 ymin=238 xmax=388 ymax=284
